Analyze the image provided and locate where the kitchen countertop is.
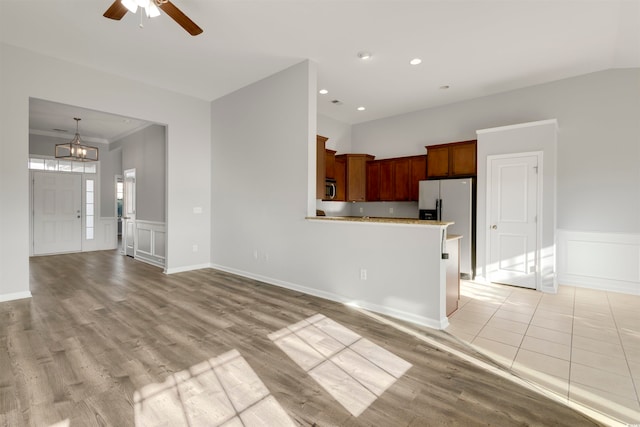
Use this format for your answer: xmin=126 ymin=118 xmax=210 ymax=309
xmin=306 ymin=216 xmax=453 ymax=226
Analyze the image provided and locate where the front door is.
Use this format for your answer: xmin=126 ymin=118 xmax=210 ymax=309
xmin=487 ymin=154 xmax=539 ymax=289
xmin=33 ymin=171 xmax=82 ymax=255
xmin=123 ymin=169 xmax=136 ymax=257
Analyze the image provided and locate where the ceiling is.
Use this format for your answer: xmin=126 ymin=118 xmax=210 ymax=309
xmin=2 ymin=0 xmax=639 ymax=140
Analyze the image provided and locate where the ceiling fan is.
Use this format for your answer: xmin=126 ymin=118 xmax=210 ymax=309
xmin=103 ymin=0 xmax=203 ymax=36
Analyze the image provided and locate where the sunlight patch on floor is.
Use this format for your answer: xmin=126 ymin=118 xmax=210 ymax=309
xmin=133 ymin=349 xmax=295 ymax=427
xmin=268 ymin=313 xmax=412 ymax=417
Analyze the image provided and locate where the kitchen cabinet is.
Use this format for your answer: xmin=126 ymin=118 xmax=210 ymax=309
xmin=365 ymin=155 xmax=426 ymax=201
xmin=366 ymin=161 xmax=380 ymax=201
xmin=316 ymin=135 xmax=328 ymax=199
xmin=334 ymin=156 xmax=346 ymax=201
xmin=325 ymin=149 xmax=336 ymax=180
xmin=379 ymin=160 xmax=394 ymax=201
xmin=446 ymin=235 xmax=461 ymax=316
xmin=336 ymin=154 xmax=375 ymax=202
xmin=409 ymin=155 xmax=427 ymax=200
xmin=426 ymin=140 xmax=477 ymax=178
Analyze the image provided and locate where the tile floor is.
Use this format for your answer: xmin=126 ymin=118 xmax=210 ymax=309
xmin=446 ymin=280 xmax=640 ymax=424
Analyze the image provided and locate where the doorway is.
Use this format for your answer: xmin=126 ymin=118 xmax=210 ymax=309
xmin=486 ymin=152 xmax=542 ymax=289
xmin=32 ymin=171 xmax=82 ymax=255
xmin=123 ymin=168 xmax=136 ymax=257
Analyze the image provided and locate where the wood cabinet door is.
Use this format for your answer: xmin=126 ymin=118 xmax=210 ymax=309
xmin=393 ymin=158 xmax=411 ymax=201
xmin=334 ymin=157 xmax=346 ymax=201
xmin=379 ymin=160 xmax=394 ymax=201
xmin=450 ymin=142 xmax=476 ymax=176
xmin=325 ymin=149 xmax=336 ymax=179
xmin=346 ymin=156 xmax=368 ymax=202
xmin=426 ymin=146 xmax=449 ymax=178
xmin=409 ymin=155 xmax=427 ymax=201
xmin=366 ymin=161 xmax=380 ymax=201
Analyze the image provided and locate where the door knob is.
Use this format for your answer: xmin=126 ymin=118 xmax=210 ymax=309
xmin=491 ymin=224 xmax=498 ymax=230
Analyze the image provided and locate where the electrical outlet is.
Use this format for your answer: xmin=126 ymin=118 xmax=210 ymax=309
xmin=360 ymin=268 xmax=367 ymax=280
xmin=389 ymin=207 xmax=394 ymax=214
xmin=192 ymin=245 xmax=198 ymax=252
xmin=359 ymin=207 xmax=363 ymax=213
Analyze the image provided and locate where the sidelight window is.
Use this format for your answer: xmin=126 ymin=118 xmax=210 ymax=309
xmin=86 ymin=179 xmax=95 ymax=240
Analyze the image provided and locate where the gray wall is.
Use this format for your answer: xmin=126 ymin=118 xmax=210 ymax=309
xmin=352 ymin=68 xmax=640 ymax=234
xmin=99 ymin=145 xmax=123 ymax=217
xmin=117 ymin=124 xmax=166 ymax=223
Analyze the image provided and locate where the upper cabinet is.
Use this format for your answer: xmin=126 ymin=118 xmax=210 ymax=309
xmin=316 ymin=135 xmax=329 ymax=199
xmin=366 ymin=155 xmax=426 ymax=202
xmin=336 ymin=154 xmax=375 ymax=202
xmin=426 ymin=140 xmax=477 ymax=178
xmin=325 ymin=149 xmax=336 ymax=180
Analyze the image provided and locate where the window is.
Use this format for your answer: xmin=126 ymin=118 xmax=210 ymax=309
xmin=28 ymin=157 xmax=97 ymax=174
xmin=116 ymin=181 xmax=124 ymax=218
xmin=86 ymin=179 xmax=95 ymax=240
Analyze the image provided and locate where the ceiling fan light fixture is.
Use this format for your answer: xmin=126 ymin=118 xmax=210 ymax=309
xmin=121 ymin=0 xmax=138 ymax=14
xmin=145 ymin=2 xmax=161 ymax=18
xmin=55 ymin=118 xmax=99 ymax=162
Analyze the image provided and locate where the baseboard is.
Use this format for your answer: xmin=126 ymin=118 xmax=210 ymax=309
xmin=164 ymin=263 xmax=212 ymax=275
xmin=211 ymin=264 xmax=447 ymax=330
xmin=557 ymin=229 xmax=640 ymax=295
xmin=0 ymin=291 xmax=32 ymax=303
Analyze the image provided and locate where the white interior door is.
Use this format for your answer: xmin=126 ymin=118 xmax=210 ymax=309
xmin=33 ymin=172 xmax=82 ymax=255
xmin=487 ymin=154 xmax=539 ymax=288
xmin=123 ymin=169 xmax=136 ymax=257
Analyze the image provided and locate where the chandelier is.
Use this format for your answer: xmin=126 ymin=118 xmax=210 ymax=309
xmin=55 ymin=118 xmax=99 ymax=162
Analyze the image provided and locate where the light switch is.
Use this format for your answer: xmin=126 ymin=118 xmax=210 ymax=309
xmin=193 ymin=207 xmax=203 ymax=214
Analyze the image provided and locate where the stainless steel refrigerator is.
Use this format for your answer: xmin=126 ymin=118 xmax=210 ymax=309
xmin=419 ymin=178 xmax=475 ymax=279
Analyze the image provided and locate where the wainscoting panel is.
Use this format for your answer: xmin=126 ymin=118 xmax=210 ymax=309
xmin=135 ymin=220 xmax=166 ymax=268
xmin=557 ymin=229 xmax=640 ymax=295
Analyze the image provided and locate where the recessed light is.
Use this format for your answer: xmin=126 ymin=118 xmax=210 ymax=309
xmin=440 ymin=85 xmax=450 ymax=90
xmin=409 ymin=58 xmax=422 ymax=65
xmin=357 ymin=106 xmax=366 ymax=111
xmin=357 ymin=51 xmax=372 ymax=60
xmin=319 ymin=89 xmax=328 ymax=95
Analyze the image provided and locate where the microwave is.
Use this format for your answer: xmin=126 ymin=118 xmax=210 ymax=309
xmin=325 ymin=179 xmax=336 ymax=200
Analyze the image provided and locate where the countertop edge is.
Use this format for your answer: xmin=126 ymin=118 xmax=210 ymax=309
xmin=306 ymin=216 xmax=453 ymax=227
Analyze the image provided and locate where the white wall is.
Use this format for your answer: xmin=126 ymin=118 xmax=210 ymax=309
xmin=476 ymin=120 xmax=557 ymax=292
xmin=352 ymin=69 xmax=640 ymax=234
xmin=352 ymin=69 xmax=640 ymax=294
xmin=318 ymin=114 xmax=352 ymax=153
xmin=0 ymin=43 xmax=211 ymax=300
xmin=211 ymin=61 xmax=449 ymax=328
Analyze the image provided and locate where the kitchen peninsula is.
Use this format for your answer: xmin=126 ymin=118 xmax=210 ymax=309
xmin=306 ymin=215 xmax=459 ymax=328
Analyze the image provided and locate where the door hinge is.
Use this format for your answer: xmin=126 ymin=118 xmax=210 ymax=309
xmin=533 ymin=165 xmax=538 ymax=174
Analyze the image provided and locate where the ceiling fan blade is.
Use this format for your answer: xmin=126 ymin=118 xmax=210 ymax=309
xmin=103 ymin=0 xmax=129 ymax=20
xmin=159 ymin=1 xmax=203 ymax=36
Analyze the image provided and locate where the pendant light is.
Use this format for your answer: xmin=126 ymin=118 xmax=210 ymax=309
xmin=55 ymin=118 xmax=99 ymax=162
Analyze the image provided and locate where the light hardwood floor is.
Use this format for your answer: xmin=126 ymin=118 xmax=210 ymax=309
xmin=1 ymin=251 xmax=604 ymax=426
